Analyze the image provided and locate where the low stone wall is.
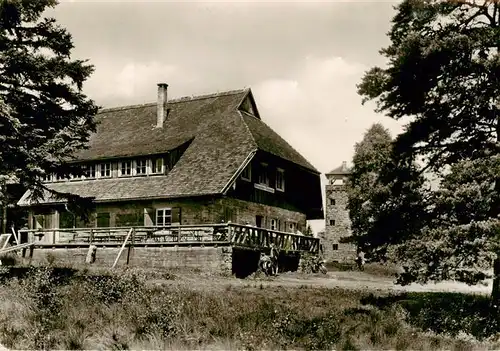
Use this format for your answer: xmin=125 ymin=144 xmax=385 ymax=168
xmin=26 ymin=245 xmax=233 ymax=275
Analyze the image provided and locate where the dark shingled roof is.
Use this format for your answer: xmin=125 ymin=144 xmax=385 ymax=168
xmin=241 ymin=112 xmax=316 ymax=171
xmin=18 ymin=88 xmax=319 ymax=206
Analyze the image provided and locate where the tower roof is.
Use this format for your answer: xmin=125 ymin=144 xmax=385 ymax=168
xmin=326 ymin=161 xmax=350 ymax=176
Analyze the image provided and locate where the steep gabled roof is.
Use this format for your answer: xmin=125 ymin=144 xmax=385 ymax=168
xmin=19 ymin=88 xmax=319 ymax=206
xmin=74 ymin=89 xmax=251 ymax=161
xmin=240 ymin=111 xmax=317 ymax=172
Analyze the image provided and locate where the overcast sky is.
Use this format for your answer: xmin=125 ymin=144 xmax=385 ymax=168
xmin=49 ymin=1 xmax=403 ymax=232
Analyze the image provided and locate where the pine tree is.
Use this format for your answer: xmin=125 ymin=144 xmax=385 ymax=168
xmin=357 ymin=0 xmax=500 ymax=323
xmin=0 ymin=0 xmax=98 ymax=220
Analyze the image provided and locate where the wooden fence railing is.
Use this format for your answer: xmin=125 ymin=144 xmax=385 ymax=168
xmin=228 ymin=224 xmax=319 ymax=253
xmin=17 ymin=223 xmax=320 ymax=253
xmin=18 ymin=224 xmax=229 ymax=245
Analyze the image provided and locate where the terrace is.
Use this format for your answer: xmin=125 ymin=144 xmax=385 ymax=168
xmin=17 ymin=223 xmax=320 ymax=254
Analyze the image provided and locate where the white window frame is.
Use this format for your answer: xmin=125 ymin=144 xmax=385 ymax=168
xmin=42 ymin=173 xmax=52 ymax=183
xmin=150 ymin=157 xmax=164 ymax=175
xmin=100 ymin=163 xmax=112 ymax=178
xmin=270 ymin=218 xmax=277 ymax=231
xmin=156 ymin=208 xmax=172 ymax=227
xmin=119 ymin=160 xmax=132 ymax=177
xmin=136 ymin=159 xmax=148 ymax=176
xmin=241 ymin=164 xmax=251 ymax=182
xmin=289 ymin=222 xmax=296 ymax=233
xmin=82 ymin=164 xmax=96 ymax=180
xmin=276 ymin=168 xmax=285 ymax=192
xmin=258 ymin=163 xmax=269 ymax=186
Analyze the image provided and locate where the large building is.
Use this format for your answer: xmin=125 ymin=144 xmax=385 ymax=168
xmin=318 ymin=161 xmax=355 ymax=262
xmin=17 ymin=84 xmax=324 ymax=243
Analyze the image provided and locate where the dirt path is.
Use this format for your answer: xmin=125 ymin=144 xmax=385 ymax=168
xmin=152 ymin=270 xmax=492 ymax=295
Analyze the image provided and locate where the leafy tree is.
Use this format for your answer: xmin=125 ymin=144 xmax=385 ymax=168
xmin=0 ymin=0 xmax=98 ymax=223
xmin=346 ymin=123 xmax=427 ymax=261
xmin=357 ymin=0 xmax=500 ymax=321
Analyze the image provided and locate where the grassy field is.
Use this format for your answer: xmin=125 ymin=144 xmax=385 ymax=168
xmin=0 ymin=265 xmax=498 ymax=350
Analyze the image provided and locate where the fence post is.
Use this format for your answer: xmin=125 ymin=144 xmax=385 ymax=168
xmin=52 ymin=230 xmax=56 ymax=245
xmin=90 ymin=228 xmax=94 ymax=244
xmin=126 ymin=228 xmax=135 ymax=265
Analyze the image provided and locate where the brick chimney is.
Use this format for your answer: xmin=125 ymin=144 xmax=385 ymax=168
xmin=157 ymin=83 xmax=168 ymax=128
xmin=342 ymin=161 xmax=347 ymax=171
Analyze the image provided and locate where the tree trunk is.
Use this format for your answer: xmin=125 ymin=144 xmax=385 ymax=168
xmin=1 ymin=203 xmax=6 ymax=234
xmin=492 ymin=255 xmax=500 ymax=328
xmin=492 ymin=65 xmax=500 ymax=326
xmin=0 ymin=183 xmax=6 ymax=234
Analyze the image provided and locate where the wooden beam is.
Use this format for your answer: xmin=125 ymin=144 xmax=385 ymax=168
xmin=112 ymin=228 xmax=134 ymax=269
xmin=11 ymin=227 xmax=19 ymax=245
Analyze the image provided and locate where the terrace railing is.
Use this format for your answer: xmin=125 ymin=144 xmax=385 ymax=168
xmin=18 ymin=223 xmax=320 ymax=253
xmin=18 ymin=224 xmax=230 ymax=245
xmin=228 ymin=224 xmax=319 ymax=253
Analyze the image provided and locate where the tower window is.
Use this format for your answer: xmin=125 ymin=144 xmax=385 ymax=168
xmin=329 ymin=219 xmax=335 ymax=226
xmin=330 ymin=199 xmax=336 ymax=206
xmin=332 ymin=243 xmax=339 ymax=250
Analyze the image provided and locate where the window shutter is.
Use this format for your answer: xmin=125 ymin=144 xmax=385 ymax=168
xmin=144 ymin=208 xmax=155 ymax=226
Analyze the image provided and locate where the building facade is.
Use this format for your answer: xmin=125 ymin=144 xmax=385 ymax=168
xmin=18 ymin=84 xmax=324 ymax=241
xmin=319 ymin=161 xmax=356 ymax=262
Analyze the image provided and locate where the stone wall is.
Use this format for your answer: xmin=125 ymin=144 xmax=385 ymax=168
xmin=27 ymin=245 xmax=233 ymax=275
xmin=320 ymin=183 xmax=356 ymax=262
xmin=25 ymin=244 xmax=303 ymax=276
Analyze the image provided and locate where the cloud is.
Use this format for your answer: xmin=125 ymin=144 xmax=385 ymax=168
xmin=253 ymin=55 xmax=403 ymax=174
xmin=83 ymin=61 xmax=194 ymax=107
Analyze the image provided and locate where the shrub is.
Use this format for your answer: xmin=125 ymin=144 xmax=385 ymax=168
xmin=77 ymin=270 xmax=145 ymax=304
xmin=361 ymin=291 xmax=492 ymax=340
xmin=45 ymin=252 xmax=56 ymax=266
xmin=0 ymin=254 xmax=17 ymax=266
xmin=299 ymin=254 xmax=326 ymax=274
xmin=0 ymin=266 xmax=493 ymax=350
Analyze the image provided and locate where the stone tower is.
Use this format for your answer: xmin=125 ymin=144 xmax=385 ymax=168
xmin=319 ymin=161 xmax=355 ymax=263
